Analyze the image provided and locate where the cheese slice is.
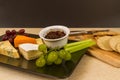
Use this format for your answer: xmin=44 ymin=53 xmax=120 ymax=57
xmin=19 ymin=43 xmax=43 ymax=60
xmin=0 ymin=40 xmax=20 ymax=58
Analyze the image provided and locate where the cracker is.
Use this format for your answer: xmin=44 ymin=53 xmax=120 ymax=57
xmin=116 ymin=43 xmax=120 ymax=53
xmin=97 ymin=36 xmax=113 ymax=51
xmin=93 ymin=31 xmax=119 ymax=36
xmin=109 ymin=36 xmax=120 ymax=51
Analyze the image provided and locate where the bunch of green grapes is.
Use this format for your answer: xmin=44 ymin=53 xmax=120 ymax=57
xmin=36 ymin=44 xmax=71 ymax=67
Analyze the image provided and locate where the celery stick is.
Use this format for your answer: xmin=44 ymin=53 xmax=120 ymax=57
xmin=65 ymin=40 xmax=96 ymax=53
xmin=64 ymin=39 xmax=93 ymax=48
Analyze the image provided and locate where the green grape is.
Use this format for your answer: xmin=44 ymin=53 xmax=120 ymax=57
xmin=38 ymin=44 xmax=47 ymax=54
xmin=39 ymin=54 xmax=44 ymax=58
xmin=64 ymin=51 xmax=71 ymax=61
xmin=47 ymin=51 xmax=58 ymax=62
xmin=36 ymin=55 xmax=46 ymax=67
xmin=59 ymin=50 xmax=66 ymax=59
xmin=45 ymin=55 xmax=53 ymax=65
xmin=54 ymin=57 xmax=62 ymax=65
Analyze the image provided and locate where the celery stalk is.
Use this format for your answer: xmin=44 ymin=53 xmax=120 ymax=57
xmin=64 ymin=40 xmax=96 ymax=53
xmin=64 ymin=39 xmax=94 ymax=48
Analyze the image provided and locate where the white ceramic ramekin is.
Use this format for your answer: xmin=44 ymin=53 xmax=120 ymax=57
xmin=39 ymin=25 xmax=70 ymax=49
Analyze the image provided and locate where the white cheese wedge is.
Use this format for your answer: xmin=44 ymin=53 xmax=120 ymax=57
xmin=19 ymin=43 xmax=42 ymax=60
xmin=0 ymin=40 xmax=20 ymax=58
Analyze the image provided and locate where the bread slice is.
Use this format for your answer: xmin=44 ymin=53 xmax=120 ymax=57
xmin=109 ymin=35 xmax=120 ymax=51
xmin=97 ymin=36 xmax=113 ymax=51
xmin=0 ymin=40 xmax=20 ymax=58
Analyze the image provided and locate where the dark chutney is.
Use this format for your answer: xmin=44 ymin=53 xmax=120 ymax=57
xmin=45 ymin=31 xmax=66 ymax=39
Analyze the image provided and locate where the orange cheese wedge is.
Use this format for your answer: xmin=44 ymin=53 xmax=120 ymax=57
xmin=14 ymin=35 xmax=37 ymax=47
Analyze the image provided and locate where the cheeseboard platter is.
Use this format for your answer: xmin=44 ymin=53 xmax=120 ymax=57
xmin=0 ymin=33 xmax=87 ymax=79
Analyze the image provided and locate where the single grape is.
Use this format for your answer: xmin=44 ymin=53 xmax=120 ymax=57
xmin=38 ymin=44 xmax=47 ymax=54
xmin=12 ymin=34 xmax=17 ymax=39
xmin=47 ymin=51 xmax=58 ymax=62
xmin=40 ymin=54 xmax=44 ymax=58
xmin=8 ymin=38 xmax=13 ymax=43
xmin=59 ymin=50 xmax=66 ymax=59
xmin=36 ymin=55 xmax=46 ymax=67
xmin=11 ymin=30 xmax=16 ymax=35
xmin=6 ymin=30 xmax=11 ymax=35
xmin=64 ymin=51 xmax=71 ymax=61
xmin=2 ymin=35 xmax=8 ymax=41
xmin=18 ymin=29 xmax=25 ymax=34
xmin=9 ymin=35 xmax=13 ymax=38
xmin=44 ymin=54 xmax=53 ymax=65
xmin=54 ymin=57 xmax=62 ymax=65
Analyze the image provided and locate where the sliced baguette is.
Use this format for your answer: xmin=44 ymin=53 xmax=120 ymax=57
xmin=97 ymin=36 xmax=113 ymax=51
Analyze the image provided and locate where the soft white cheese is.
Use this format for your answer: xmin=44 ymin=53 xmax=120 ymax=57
xmin=19 ymin=43 xmax=42 ymax=60
xmin=19 ymin=43 xmax=38 ymax=51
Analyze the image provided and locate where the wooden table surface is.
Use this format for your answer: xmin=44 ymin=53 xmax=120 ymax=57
xmin=0 ymin=28 xmax=120 ymax=80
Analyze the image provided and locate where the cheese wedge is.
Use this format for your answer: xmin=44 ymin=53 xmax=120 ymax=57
xmin=19 ymin=43 xmax=43 ymax=60
xmin=36 ymin=38 xmax=43 ymax=45
xmin=0 ymin=40 xmax=20 ymax=58
xmin=14 ymin=35 xmax=37 ymax=48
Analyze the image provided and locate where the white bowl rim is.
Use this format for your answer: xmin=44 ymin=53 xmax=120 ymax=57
xmin=39 ymin=25 xmax=70 ymax=41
